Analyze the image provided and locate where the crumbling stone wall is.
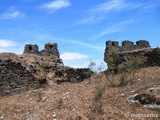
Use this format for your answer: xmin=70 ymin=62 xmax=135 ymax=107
xmin=104 ymin=40 xmax=153 ymax=73
xmin=0 ymin=59 xmax=39 ymax=97
xmin=23 ymin=43 xmax=60 ymax=58
xmin=104 ymin=40 xmax=151 ymax=57
xmin=44 ymin=62 xmax=92 ymax=84
xmin=54 ymin=67 xmax=92 ymax=83
xmin=23 ymin=44 xmax=39 ymax=54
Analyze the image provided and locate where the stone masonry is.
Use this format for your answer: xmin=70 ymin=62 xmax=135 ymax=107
xmin=0 ymin=59 xmax=39 ymax=97
xmin=23 ymin=43 xmax=60 ymax=58
xmin=0 ymin=42 xmax=92 ymax=96
xmin=23 ymin=42 xmax=63 ymax=65
xmin=104 ymin=40 xmax=152 ymax=73
xmin=104 ymin=40 xmax=151 ymax=57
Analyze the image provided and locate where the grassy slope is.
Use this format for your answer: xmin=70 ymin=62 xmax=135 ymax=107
xmin=0 ymin=66 xmax=160 ymax=120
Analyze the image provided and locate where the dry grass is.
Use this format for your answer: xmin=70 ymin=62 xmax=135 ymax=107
xmin=0 ymin=66 xmax=160 ymax=119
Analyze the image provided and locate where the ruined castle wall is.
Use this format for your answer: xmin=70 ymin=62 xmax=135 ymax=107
xmin=121 ymin=40 xmax=135 ymax=51
xmin=136 ymin=40 xmax=151 ymax=48
xmin=23 ymin=43 xmax=60 ymax=58
xmin=0 ymin=60 xmax=39 ymax=97
xmin=23 ymin=44 xmax=39 ymax=54
xmin=104 ymin=40 xmax=154 ymax=73
xmin=40 ymin=43 xmax=60 ymax=58
xmin=105 ymin=40 xmax=151 ymax=56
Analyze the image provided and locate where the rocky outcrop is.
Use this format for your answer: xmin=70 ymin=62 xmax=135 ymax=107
xmin=128 ymin=87 xmax=160 ymax=109
xmin=0 ymin=59 xmax=39 ymax=97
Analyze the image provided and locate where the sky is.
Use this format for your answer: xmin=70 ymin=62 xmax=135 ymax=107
xmin=0 ymin=0 xmax=160 ymax=70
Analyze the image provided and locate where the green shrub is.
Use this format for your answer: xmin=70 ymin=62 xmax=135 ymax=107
xmin=105 ymin=74 xmax=116 ymax=87
xmin=107 ymin=48 xmax=119 ymax=69
xmin=58 ymin=98 xmax=63 ymax=107
xmin=130 ymin=56 xmax=142 ymax=70
xmin=93 ymin=84 xmax=105 ymax=114
xmin=150 ymin=47 xmax=160 ymax=66
xmin=119 ymin=73 xmax=128 ymax=86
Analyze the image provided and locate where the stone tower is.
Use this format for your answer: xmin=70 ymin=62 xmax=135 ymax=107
xmin=23 ymin=43 xmax=60 ymax=58
xmin=122 ymin=40 xmax=134 ymax=51
xmin=105 ymin=41 xmax=119 ymax=55
xmin=40 ymin=43 xmax=60 ymax=57
xmin=136 ymin=40 xmax=151 ymax=48
xmin=23 ymin=44 xmax=39 ymax=54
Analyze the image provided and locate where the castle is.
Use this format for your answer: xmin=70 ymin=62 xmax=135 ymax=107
xmin=104 ymin=40 xmax=153 ymax=73
xmin=105 ymin=40 xmax=151 ymax=55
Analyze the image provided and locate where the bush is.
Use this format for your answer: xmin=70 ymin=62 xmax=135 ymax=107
xmin=58 ymin=98 xmax=63 ymax=108
xmin=105 ymin=73 xmax=116 ymax=87
xmin=149 ymin=48 xmax=160 ymax=66
xmin=107 ymin=48 xmax=119 ymax=69
xmin=93 ymin=84 xmax=105 ymax=114
xmin=129 ymin=56 xmax=142 ymax=70
xmin=119 ymin=73 xmax=128 ymax=86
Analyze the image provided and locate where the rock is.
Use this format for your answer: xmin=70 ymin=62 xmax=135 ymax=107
xmin=127 ymin=87 xmax=160 ymax=109
xmin=134 ymin=93 xmax=160 ymax=105
xmin=0 ymin=60 xmax=39 ymax=97
xmin=47 ymin=72 xmax=55 ymax=80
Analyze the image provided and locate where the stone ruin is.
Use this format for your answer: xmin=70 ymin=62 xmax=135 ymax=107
xmin=0 ymin=59 xmax=39 ymax=97
xmin=23 ymin=42 xmax=63 ymax=66
xmin=0 ymin=42 xmax=92 ymax=96
xmin=23 ymin=43 xmax=60 ymax=58
xmin=105 ymin=40 xmax=151 ymax=56
xmin=23 ymin=42 xmax=92 ymax=84
xmin=104 ymin=40 xmax=153 ymax=73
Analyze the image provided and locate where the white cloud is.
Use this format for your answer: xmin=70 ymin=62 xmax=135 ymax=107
xmin=75 ymin=15 xmax=104 ymax=25
xmin=65 ymin=39 xmax=103 ymax=51
xmin=91 ymin=0 xmax=136 ymax=13
xmin=41 ymin=0 xmax=71 ymax=10
xmin=95 ymin=19 xmax=135 ymax=38
xmin=60 ymin=52 xmax=90 ymax=68
xmin=0 ymin=40 xmax=16 ymax=47
xmin=76 ymin=0 xmax=140 ymax=25
xmin=63 ymin=60 xmax=90 ymax=68
xmin=0 ymin=8 xmax=24 ymax=20
xmin=60 ymin=52 xmax=88 ymax=60
xmin=142 ymin=1 xmax=160 ymax=9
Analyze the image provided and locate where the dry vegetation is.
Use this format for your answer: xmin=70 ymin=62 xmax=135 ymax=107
xmin=1 ymin=66 xmax=160 ymax=120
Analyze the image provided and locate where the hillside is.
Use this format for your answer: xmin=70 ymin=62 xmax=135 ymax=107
xmin=0 ymin=66 xmax=160 ymax=119
xmin=0 ymin=41 xmax=160 ymax=119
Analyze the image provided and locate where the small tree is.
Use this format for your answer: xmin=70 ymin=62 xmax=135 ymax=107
xmin=88 ymin=62 xmax=96 ymax=71
xmin=107 ymin=48 xmax=119 ymax=69
xmin=93 ymin=84 xmax=105 ymax=114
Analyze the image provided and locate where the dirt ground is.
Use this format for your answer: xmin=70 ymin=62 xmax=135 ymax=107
xmin=0 ymin=66 xmax=160 ymax=120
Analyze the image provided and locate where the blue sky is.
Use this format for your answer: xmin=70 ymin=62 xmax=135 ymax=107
xmin=0 ymin=0 xmax=160 ymax=69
